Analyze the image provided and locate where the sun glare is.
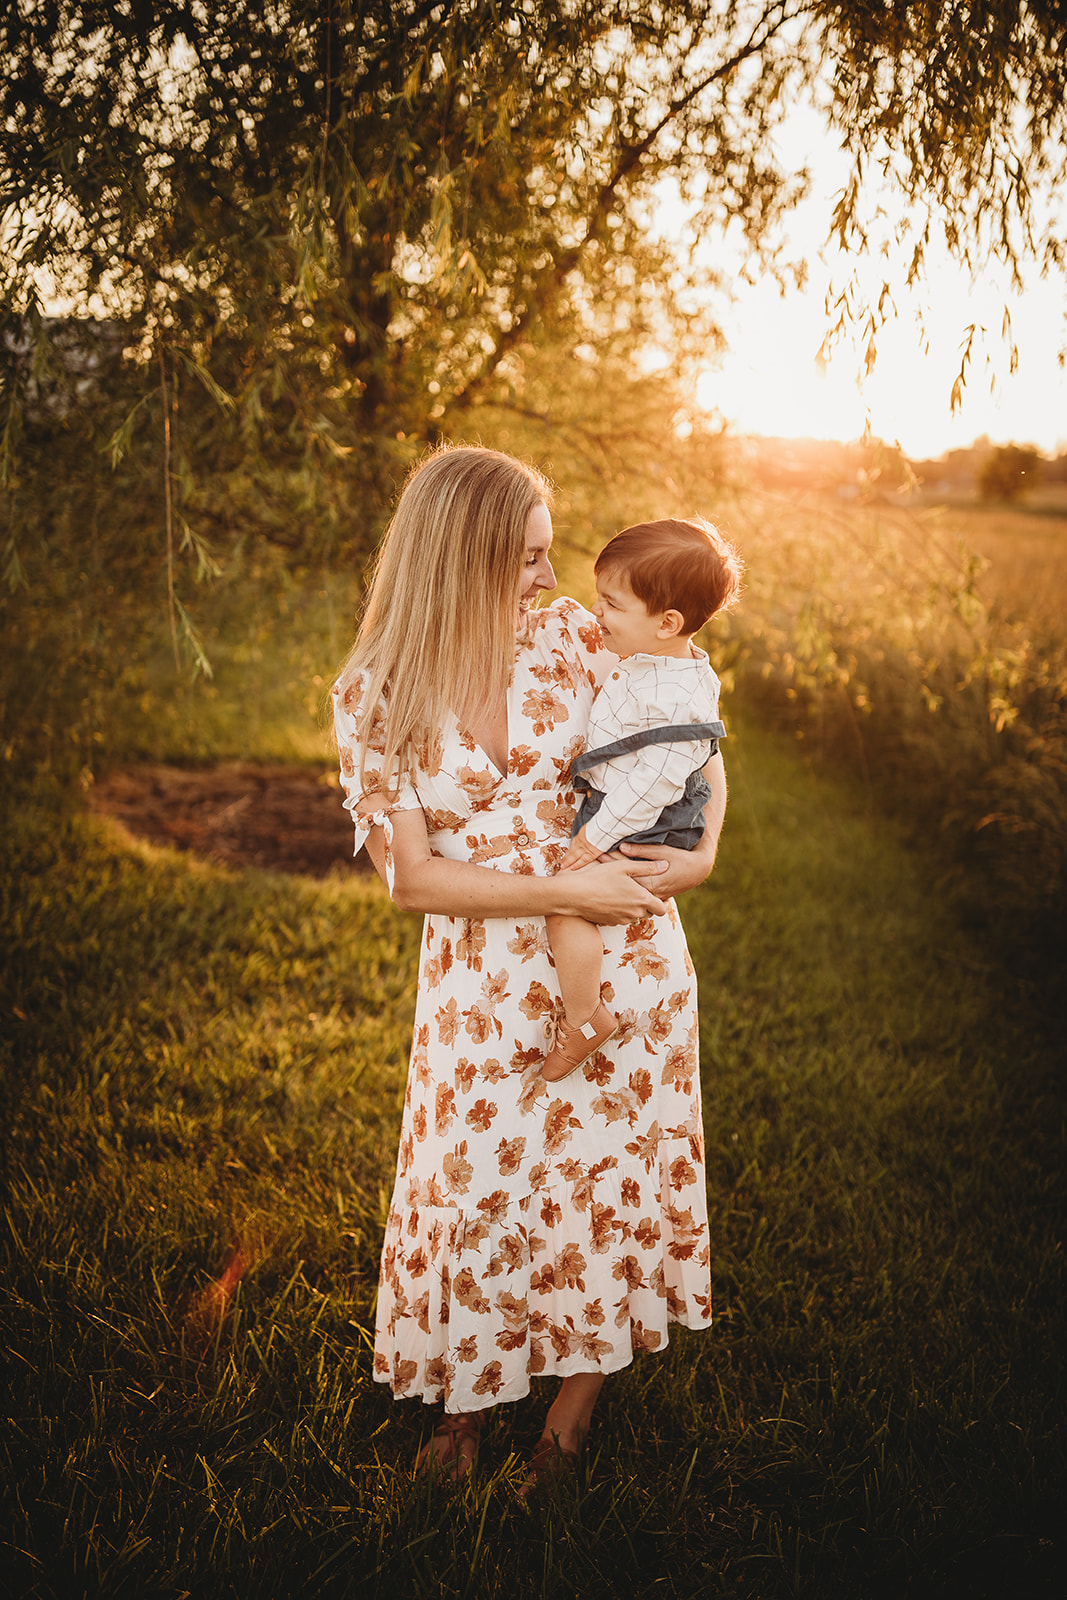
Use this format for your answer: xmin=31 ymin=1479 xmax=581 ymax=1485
xmin=663 ymin=105 xmax=1067 ymax=458
xmin=699 ymin=264 xmax=1067 ymax=457
xmin=696 ymin=279 xmax=876 ymax=443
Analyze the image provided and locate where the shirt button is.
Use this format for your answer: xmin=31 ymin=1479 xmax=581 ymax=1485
xmin=509 ymin=795 xmax=521 ymax=807
xmin=515 ymin=833 xmax=531 ymax=847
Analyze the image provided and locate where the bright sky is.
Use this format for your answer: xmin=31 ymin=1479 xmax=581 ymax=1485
xmin=667 ymin=109 xmax=1067 ymax=459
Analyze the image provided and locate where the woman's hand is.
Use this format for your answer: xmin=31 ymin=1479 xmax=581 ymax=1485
xmin=362 ymin=808 xmax=667 ymax=921
xmin=616 ymin=838 xmax=711 ymax=898
xmin=559 ymin=854 xmax=669 ymax=924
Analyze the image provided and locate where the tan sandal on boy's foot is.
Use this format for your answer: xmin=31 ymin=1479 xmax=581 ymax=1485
xmin=542 ymin=1002 xmax=618 ymax=1082
xmin=519 ymin=1433 xmax=579 ymax=1498
xmin=415 ymin=1410 xmax=483 ymax=1484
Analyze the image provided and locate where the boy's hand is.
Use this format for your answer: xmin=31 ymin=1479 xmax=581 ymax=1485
xmin=558 ymin=826 xmax=605 ymax=872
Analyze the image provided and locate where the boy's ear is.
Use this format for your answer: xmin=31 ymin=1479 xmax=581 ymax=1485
xmin=657 ymin=608 xmax=686 ymax=639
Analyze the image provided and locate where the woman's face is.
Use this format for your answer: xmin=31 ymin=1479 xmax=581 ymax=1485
xmin=517 ymin=502 xmax=556 ymax=618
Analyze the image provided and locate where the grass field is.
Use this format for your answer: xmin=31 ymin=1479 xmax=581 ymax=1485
xmin=905 ymin=490 xmax=1067 ymax=645
xmin=2 ymin=706 xmax=1063 ymax=1598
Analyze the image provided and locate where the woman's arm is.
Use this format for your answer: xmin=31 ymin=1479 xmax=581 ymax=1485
xmin=617 ymin=749 xmax=727 ymax=898
xmin=360 ymin=804 xmax=669 ymax=922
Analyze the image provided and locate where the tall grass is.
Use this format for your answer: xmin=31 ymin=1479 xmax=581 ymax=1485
xmin=953 ymin=495 xmax=1067 ymax=644
xmin=2 ymin=717 xmax=1064 ymax=1598
xmin=702 ymin=486 xmax=1067 ymax=919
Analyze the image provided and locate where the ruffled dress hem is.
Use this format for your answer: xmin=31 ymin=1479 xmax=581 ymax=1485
xmin=371 ymin=1133 xmax=712 ymax=1414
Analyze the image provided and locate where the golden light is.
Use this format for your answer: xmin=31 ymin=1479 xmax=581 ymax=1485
xmin=666 ymin=107 xmax=1067 ymax=457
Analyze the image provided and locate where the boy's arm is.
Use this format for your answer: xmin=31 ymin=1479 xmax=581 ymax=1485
xmin=580 ymin=736 xmax=714 ymax=853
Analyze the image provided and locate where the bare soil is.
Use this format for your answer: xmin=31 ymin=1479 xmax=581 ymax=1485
xmin=89 ymin=764 xmax=369 ymax=878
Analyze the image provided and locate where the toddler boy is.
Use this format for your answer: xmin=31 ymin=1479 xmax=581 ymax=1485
xmin=542 ymin=516 xmax=741 ymax=1081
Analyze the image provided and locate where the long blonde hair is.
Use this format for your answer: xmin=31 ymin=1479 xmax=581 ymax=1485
xmin=336 ymin=444 xmax=554 ymax=792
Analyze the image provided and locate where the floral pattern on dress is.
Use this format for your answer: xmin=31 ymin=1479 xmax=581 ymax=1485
xmin=333 ymin=599 xmax=712 ymax=1413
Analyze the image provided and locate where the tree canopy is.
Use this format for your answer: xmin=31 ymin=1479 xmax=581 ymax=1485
xmin=3 ymin=1 xmax=1066 ymax=585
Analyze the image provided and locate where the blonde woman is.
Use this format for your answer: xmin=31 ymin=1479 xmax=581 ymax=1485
xmin=333 ymin=445 xmax=726 ymax=1490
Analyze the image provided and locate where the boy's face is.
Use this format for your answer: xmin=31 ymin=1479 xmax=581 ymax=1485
xmin=593 ymin=567 xmax=672 ymax=658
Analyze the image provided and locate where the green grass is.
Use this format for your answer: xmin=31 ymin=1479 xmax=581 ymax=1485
xmin=2 ymin=708 xmax=1064 ymax=1598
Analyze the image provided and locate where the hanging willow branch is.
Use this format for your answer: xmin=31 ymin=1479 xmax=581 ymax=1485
xmin=157 ymin=343 xmax=179 ymax=671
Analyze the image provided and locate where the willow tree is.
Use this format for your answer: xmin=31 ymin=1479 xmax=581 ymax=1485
xmin=2 ymin=1 xmax=1065 ymax=597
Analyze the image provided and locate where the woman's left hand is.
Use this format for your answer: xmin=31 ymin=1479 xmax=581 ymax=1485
xmin=615 ymin=839 xmax=713 ymax=898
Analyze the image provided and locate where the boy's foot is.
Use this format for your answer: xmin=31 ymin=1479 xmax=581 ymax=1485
xmin=542 ymin=1002 xmax=618 ymax=1081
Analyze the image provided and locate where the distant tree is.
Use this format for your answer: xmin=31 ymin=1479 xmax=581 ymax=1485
xmin=979 ymin=445 xmax=1044 ymax=502
xmin=2 ymin=1 xmax=1066 ymax=602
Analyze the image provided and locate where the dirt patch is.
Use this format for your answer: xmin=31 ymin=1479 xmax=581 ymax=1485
xmin=90 ymin=764 xmax=370 ymax=878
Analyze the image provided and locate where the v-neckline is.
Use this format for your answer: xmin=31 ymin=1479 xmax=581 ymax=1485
xmin=460 ymin=685 xmax=510 ymax=781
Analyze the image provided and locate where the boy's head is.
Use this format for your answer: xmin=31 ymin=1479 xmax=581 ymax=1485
xmin=593 ymin=518 xmax=742 ymax=649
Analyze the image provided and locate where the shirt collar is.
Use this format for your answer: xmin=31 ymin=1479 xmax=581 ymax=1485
xmin=615 ymin=643 xmax=710 ymax=672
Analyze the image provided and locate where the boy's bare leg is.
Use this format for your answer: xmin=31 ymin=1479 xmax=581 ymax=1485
xmin=545 ymin=912 xmax=606 ymax=1025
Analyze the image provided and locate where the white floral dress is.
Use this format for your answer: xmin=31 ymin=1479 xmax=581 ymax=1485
xmin=333 ymin=599 xmax=712 ymax=1414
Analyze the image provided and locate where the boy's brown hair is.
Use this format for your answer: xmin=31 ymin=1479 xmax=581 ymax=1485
xmin=594 ymin=517 xmax=742 ymax=635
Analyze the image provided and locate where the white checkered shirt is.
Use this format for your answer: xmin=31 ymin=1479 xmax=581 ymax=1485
xmin=578 ymin=646 xmax=722 ymax=852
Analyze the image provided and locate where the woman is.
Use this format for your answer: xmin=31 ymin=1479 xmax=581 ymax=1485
xmin=333 ymin=445 xmax=726 ymax=1488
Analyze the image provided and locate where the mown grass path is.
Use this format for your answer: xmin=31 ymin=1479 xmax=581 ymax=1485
xmin=1 ymin=717 xmax=1063 ymax=1599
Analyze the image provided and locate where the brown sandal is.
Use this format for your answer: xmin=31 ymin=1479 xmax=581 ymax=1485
xmin=520 ymin=1432 xmax=579 ymax=1497
xmin=415 ymin=1410 xmax=483 ymax=1484
xmin=542 ymin=1002 xmax=618 ymax=1082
